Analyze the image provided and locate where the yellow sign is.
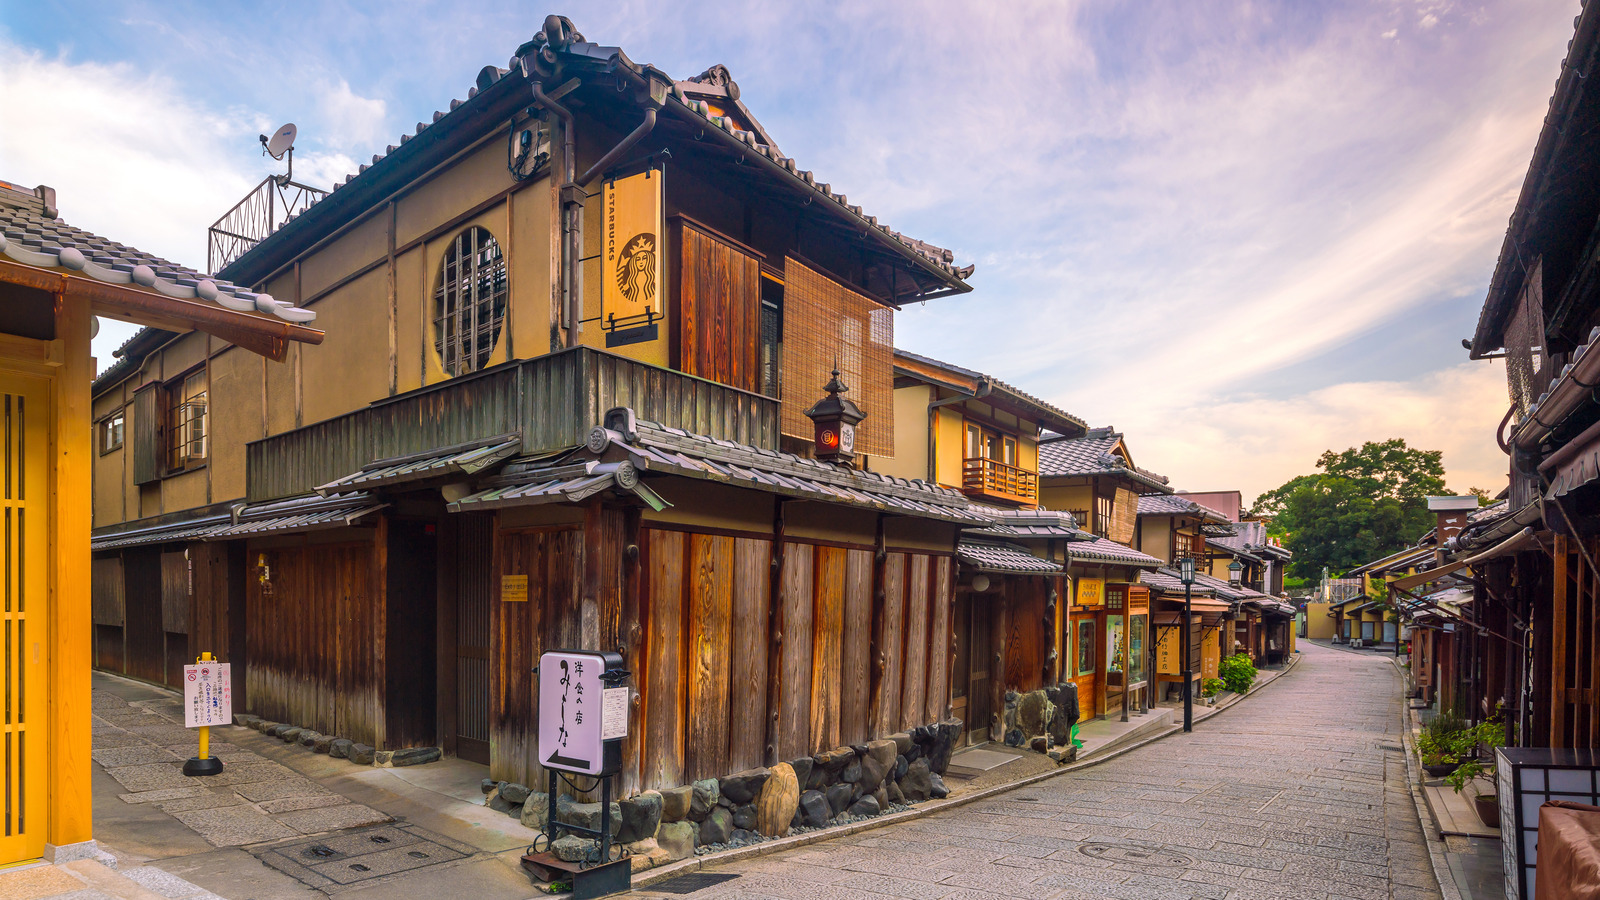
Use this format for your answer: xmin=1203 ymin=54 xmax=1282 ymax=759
xmin=501 ymin=574 xmax=528 ymax=603
xmin=1077 ymin=577 xmax=1104 ymax=607
xmin=602 ymin=169 xmax=663 ymax=346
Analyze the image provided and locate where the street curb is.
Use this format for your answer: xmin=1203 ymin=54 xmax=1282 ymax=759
xmin=630 ymin=650 xmax=1305 ymax=892
xmin=1391 ymin=656 xmax=1464 ymax=900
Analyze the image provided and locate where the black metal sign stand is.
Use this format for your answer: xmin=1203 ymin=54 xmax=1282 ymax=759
xmin=521 ymin=652 xmax=631 ymax=900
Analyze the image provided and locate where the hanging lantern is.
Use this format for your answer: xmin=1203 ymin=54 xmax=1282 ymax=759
xmin=804 ymin=367 xmax=867 ymax=465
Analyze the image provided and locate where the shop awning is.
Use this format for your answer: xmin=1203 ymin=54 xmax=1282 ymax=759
xmin=316 ymin=435 xmax=521 ymax=496
xmin=448 ymin=460 xmax=669 ymax=512
xmin=1151 ymin=595 xmax=1234 ymax=613
xmin=92 ymin=515 xmax=231 ymax=551
xmin=204 ymin=493 xmax=387 ymax=539
xmin=956 ymin=540 xmax=1063 ymax=575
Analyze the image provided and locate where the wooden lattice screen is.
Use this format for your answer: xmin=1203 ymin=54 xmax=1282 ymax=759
xmin=779 ymin=259 xmax=894 ymax=458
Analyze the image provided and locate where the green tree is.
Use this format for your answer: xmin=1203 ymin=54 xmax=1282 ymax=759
xmin=1250 ymin=439 xmax=1447 ymax=580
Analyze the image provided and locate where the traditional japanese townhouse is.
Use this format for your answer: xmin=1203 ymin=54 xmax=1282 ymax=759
xmin=90 ymin=19 xmax=983 ymax=830
xmin=0 ymin=179 xmax=323 ymax=865
xmin=1033 ymin=427 xmax=1175 ymax=719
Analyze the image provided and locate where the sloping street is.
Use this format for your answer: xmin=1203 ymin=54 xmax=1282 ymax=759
xmin=634 ymin=642 xmax=1437 ymax=900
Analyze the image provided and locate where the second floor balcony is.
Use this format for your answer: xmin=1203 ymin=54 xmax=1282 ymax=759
xmin=962 ymin=456 xmax=1038 ymax=505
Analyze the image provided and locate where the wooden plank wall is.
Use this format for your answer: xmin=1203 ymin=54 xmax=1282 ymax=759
xmin=122 ymin=550 xmax=165 ymax=685
xmin=91 ymin=556 xmax=125 ymax=673
xmin=633 ymin=527 xmax=951 ymax=792
xmin=492 ymin=526 xmax=581 ymax=787
xmin=244 ymin=539 xmax=385 ymax=747
xmin=672 ymin=219 xmax=762 ymax=394
xmin=1003 ymin=576 xmax=1046 ymax=694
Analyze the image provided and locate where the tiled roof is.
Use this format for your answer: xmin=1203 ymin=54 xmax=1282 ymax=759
xmin=1467 ymin=499 xmax=1508 ymax=523
xmin=316 ymin=435 xmax=522 ymax=496
xmin=91 ymin=493 xmax=382 ymax=551
xmin=893 ymin=350 xmax=1087 ymax=434
xmin=1207 ymin=520 xmax=1292 ymax=561
xmin=1139 ymin=569 xmax=1218 ymax=597
xmin=224 ymin=28 xmax=971 ymax=292
xmin=957 ymin=540 xmax=1063 ymax=575
xmin=0 ymin=182 xmax=314 ymax=325
xmin=966 ymin=507 xmax=1083 ymax=537
xmin=1136 ymin=493 xmax=1230 ymax=523
xmin=452 ymin=408 xmax=989 ymax=524
xmin=1066 ymin=536 xmax=1163 ymax=568
xmin=1038 ymin=428 xmax=1172 ymax=493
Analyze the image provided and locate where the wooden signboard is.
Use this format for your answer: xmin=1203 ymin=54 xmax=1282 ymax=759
xmin=1077 ymin=577 xmax=1104 ymax=608
xmin=501 ymin=574 xmax=528 ymax=602
xmin=602 ymin=169 xmax=664 ymax=348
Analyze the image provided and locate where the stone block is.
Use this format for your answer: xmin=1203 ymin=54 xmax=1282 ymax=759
xmin=895 ymin=755 xmax=909 ymax=779
xmin=481 ymin=778 xmax=498 ymax=794
xmin=799 ymin=790 xmax=831 ymax=828
xmin=1030 ymin=736 xmax=1048 ymax=753
xmin=626 ymin=838 xmax=670 ymax=872
xmin=699 ymin=806 xmax=733 ymax=845
xmin=887 ymin=780 xmax=904 ymax=805
xmin=689 ymin=778 xmax=719 ymax=821
xmin=825 ymin=782 xmax=853 ymax=816
xmin=1017 ymin=690 xmax=1049 ymax=736
xmin=617 ymin=790 xmax=662 ymax=843
xmin=656 ymin=821 xmax=695 ymax=860
xmin=889 ymin=732 xmax=913 ymax=755
xmin=551 ymin=835 xmax=592 ymax=863
xmin=788 ymin=756 xmax=814 ymax=789
xmin=329 ymin=739 xmax=353 ymax=759
xmin=814 ymin=747 xmax=853 ymax=771
xmin=841 ymin=760 xmax=861 ymax=784
xmin=373 ymin=750 xmax=393 ymax=766
xmin=348 ymin=743 xmax=375 ymax=765
xmin=564 ymin=800 xmax=621 ymax=837
xmin=718 ymin=768 xmax=770 ymax=805
xmin=298 ymin=730 xmax=321 ymax=748
xmin=660 ymin=785 xmax=692 ymax=822
xmin=900 ymin=758 xmax=933 ymax=802
xmin=755 ymin=762 xmax=799 ymax=838
xmin=500 ymin=782 xmax=531 ymax=805
xmin=488 ymin=791 xmax=515 ymax=814
xmin=311 ymin=735 xmax=333 ymax=754
xmin=847 ymin=795 xmax=880 ymax=818
xmin=520 ymin=792 xmax=550 ymax=832
xmin=279 ymin=727 xmax=303 ymax=743
xmin=390 ymin=747 xmax=441 ymax=767
xmin=930 ymin=772 xmax=949 ymax=799
xmin=732 ymin=804 xmax=756 ymax=831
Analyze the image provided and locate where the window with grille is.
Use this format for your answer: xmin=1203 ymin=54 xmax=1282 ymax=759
xmin=1094 ymin=494 xmax=1113 ymax=538
xmin=167 ymin=370 xmax=207 ymax=472
xmin=1173 ymin=530 xmax=1198 ymax=562
xmin=100 ymin=410 xmax=124 ymax=454
xmin=760 ymin=275 xmax=783 ymax=398
xmin=433 ymin=226 xmax=508 ymax=377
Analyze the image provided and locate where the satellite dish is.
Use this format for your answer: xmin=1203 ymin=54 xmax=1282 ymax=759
xmin=262 ymin=124 xmax=297 ymax=160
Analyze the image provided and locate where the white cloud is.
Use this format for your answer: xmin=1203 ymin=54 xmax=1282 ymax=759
xmin=318 ymin=79 xmax=388 ymax=151
xmin=1125 ymin=359 xmax=1510 ymax=503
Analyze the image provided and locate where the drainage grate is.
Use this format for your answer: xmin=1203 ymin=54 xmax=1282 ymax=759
xmin=650 ymin=873 xmax=742 ymax=894
xmin=1080 ymin=842 xmax=1194 ymax=868
xmin=256 ymin=824 xmax=478 ymax=893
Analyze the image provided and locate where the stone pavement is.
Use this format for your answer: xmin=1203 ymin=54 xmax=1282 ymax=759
xmin=630 ymin=641 xmax=1438 ymax=900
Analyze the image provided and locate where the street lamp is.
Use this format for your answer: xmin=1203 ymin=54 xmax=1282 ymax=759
xmin=1228 ymin=559 xmax=1243 ymax=587
xmin=1180 ymin=555 xmax=1196 ymax=733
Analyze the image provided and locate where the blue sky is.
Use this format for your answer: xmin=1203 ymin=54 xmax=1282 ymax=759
xmin=1 ymin=0 xmax=1574 ymax=501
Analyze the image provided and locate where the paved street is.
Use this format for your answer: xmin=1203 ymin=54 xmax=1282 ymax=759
xmin=633 ymin=641 xmax=1438 ymax=900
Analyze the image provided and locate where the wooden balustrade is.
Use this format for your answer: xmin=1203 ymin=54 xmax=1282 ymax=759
xmin=961 ymin=456 xmax=1037 ymax=504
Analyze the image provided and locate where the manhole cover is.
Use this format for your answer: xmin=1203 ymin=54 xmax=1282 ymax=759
xmin=1080 ymin=843 xmax=1193 ymax=868
xmin=650 ymin=873 xmax=741 ymax=894
xmin=256 ymin=825 xmax=478 ymax=892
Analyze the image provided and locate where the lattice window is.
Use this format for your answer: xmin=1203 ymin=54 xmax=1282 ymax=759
xmin=99 ymin=410 xmax=124 ymax=455
xmin=167 ymin=370 xmax=207 ymax=472
xmin=433 ymin=227 xmax=508 ymax=377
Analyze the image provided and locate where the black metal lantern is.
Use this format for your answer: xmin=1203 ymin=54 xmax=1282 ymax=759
xmin=1179 ymin=555 xmax=1196 ymax=585
xmin=1228 ymin=559 xmax=1243 ymax=587
xmin=804 ymin=368 xmax=866 ymax=465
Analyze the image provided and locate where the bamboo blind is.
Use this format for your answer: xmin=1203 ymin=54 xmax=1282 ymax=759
xmin=1110 ymin=486 xmax=1138 ymax=545
xmin=780 ymin=259 xmax=895 ymax=457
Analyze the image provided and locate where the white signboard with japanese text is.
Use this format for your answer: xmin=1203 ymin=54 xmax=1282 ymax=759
xmin=183 ymin=663 xmax=233 ymax=728
xmin=538 ymin=651 xmax=607 ymax=775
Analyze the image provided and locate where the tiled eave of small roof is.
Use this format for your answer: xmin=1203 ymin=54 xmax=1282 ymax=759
xmin=1139 ymin=569 xmax=1218 ymax=596
xmin=1036 ymin=428 xmax=1173 ymax=494
xmin=1066 ymin=536 xmax=1164 ymax=568
xmin=892 ymin=350 xmax=1087 ymax=436
xmin=1136 ymin=493 xmax=1230 ymax=523
xmin=957 ymin=540 xmax=1063 ymax=575
xmin=91 ymin=493 xmax=383 ymax=551
xmin=965 ymin=507 xmax=1084 ymax=537
xmin=221 ymin=31 xmax=972 ymax=301
xmin=452 ymin=409 xmax=988 ymax=524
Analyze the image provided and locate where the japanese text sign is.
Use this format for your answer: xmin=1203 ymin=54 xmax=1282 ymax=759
xmin=538 ymin=650 xmax=621 ymax=775
xmin=183 ymin=663 xmax=233 ymax=728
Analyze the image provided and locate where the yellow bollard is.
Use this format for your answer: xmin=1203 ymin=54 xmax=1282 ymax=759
xmin=183 ymin=652 xmax=225 ymax=776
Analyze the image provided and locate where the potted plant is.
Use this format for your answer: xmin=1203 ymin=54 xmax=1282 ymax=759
xmin=1446 ymin=720 xmax=1507 ymax=828
xmin=1201 ymin=678 xmax=1223 ymax=705
xmin=1217 ymin=654 xmax=1257 ymax=695
xmin=1417 ymin=709 xmax=1467 ymax=778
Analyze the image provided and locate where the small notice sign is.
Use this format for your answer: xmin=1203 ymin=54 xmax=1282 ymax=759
xmin=538 ymin=650 xmax=607 ymax=775
xmin=183 ymin=663 xmax=233 ymax=728
xmin=501 ymin=574 xmax=528 ymax=602
xmin=602 ymin=687 xmax=629 ymax=740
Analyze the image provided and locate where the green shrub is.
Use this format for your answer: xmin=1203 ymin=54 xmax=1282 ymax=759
xmin=1446 ymin=720 xmax=1507 ymax=794
xmin=1217 ymin=654 xmax=1257 ymax=694
xmin=1201 ymin=678 xmax=1224 ymax=698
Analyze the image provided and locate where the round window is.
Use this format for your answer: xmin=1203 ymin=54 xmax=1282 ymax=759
xmin=433 ymin=226 xmax=508 ymax=376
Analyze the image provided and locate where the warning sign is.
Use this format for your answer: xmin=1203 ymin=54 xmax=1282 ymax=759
xmin=183 ymin=663 xmax=233 ymax=728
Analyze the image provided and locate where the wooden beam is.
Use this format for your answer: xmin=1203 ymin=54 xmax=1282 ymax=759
xmin=1554 ymin=533 xmax=1570 ymax=749
xmin=0 ymin=333 xmax=62 ymax=367
xmin=763 ymin=500 xmax=786 ymax=766
xmin=0 ymin=259 xmax=323 ymax=360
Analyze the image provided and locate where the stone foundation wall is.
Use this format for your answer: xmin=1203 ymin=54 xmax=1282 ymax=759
xmin=482 ymin=720 xmax=962 ymax=871
xmin=1002 ymin=683 xmax=1079 ymax=760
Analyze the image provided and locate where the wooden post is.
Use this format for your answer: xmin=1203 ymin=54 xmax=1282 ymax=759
xmin=1554 ymin=533 xmax=1570 ymax=749
xmin=50 ymin=294 xmax=94 ymax=849
xmin=763 ymin=500 xmax=786 ymax=766
xmin=867 ymin=515 xmax=888 ymax=736
xmin=620 ymin=508 xmax=643 ymax=796
xmin=990 ymin=585 xmax=1007 ymax=743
